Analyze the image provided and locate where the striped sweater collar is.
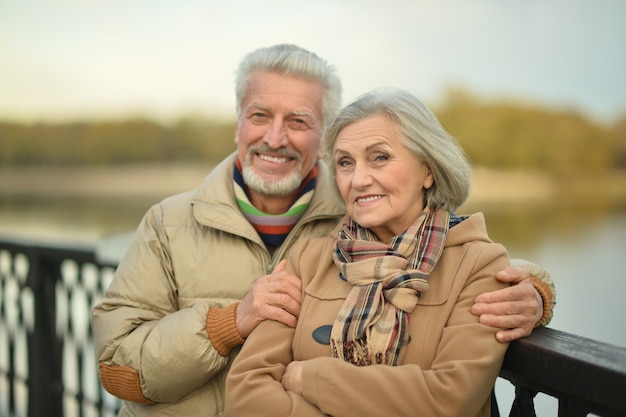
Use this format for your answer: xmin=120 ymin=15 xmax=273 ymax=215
xmin=234 ymin=159 xmax=317 ymax=247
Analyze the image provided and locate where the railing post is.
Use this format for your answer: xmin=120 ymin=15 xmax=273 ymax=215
xmin=509 ymin=385 xmax=538 ymax=417
xmin=558 ymin=398 xmax=591 ymax=417
xmin=27 ymin=250 xmax=64 ymax=417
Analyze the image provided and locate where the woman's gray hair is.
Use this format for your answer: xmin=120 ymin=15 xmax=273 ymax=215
xmin=325 ymin=87 xmax=471 ymax=211
xmin=235 ymin=44 xmax=342 ymax=130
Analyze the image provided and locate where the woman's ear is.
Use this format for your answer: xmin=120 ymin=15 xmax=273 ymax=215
xmin=424 ymin=165 xmax=434 ymax=189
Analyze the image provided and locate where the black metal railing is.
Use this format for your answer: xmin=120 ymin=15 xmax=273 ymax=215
xmin=499 ymin=327 xmax=626 ymax=417
xmin=0 ymin=237 xmax=121 ymax=417
xmin=1 ymin=237 xmax=625 ymax=417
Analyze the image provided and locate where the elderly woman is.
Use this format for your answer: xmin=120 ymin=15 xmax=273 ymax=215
xmin=225 ymin=88 xmax=511 ymax=417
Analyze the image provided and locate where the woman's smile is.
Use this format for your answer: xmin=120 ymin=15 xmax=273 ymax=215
xmin=354 ymin=194 xmax=384 ymax=204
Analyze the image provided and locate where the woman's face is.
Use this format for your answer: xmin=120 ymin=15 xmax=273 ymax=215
xmin=333 ymin=114 xmax=433 ymax=242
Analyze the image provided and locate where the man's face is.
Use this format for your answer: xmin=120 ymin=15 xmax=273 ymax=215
xmin=235 ymin=71 xmax=325 ymax=200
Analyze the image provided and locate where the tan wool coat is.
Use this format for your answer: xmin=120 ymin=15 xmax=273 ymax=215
xmin=226 ymin=213 xmax=510 ymax=417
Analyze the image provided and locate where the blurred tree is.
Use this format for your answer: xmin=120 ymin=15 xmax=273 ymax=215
xmin=437 ymin=87 xmax=614 ymax=179
xmin=173 ymin=117 xmax=236 ymax=162
xmin=612 ymin=115 xmax=626 ymax=170
xmin=0 ymin=117 xmax=236 ymax=167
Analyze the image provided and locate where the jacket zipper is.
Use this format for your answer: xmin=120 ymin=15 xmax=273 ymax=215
xmin=266 ymin=213 xmax=340 ymax=273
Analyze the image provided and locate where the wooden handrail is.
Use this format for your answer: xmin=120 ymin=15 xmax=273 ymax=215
xmin=499 ymin=326 xmax=626 ymax=417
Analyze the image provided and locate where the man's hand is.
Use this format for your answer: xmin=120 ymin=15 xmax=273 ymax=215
xmin=471 ymin=266 xmax=543 ymax=343
xmin=235 ymin=260 xmax=302 ymax=338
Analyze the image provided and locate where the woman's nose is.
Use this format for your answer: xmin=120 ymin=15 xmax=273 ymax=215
xmin=352 ymin=163 xmax=373 ymax=188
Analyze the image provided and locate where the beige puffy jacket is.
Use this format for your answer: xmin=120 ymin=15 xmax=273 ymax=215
xmin=92 ymin=153 xmax=345 ymax=417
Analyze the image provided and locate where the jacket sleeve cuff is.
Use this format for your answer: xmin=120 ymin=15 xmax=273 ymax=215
xmin=206 ymin=303 xmax=245 ymax=356
xmin=530 ymin=275 xmax=555 ymax=327
xmin=98 ymin=363 xmax=155 ymax=405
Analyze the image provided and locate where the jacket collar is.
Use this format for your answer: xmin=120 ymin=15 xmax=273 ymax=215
xmin=191 ymin=152 xmax=345 ymax=241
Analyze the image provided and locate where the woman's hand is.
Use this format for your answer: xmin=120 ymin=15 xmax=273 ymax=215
xmin=281 ymin=361 xmax=304 ymax=394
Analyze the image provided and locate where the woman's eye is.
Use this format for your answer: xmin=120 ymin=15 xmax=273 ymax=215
xmin=374 ymin=153 xmax=389 ymax=162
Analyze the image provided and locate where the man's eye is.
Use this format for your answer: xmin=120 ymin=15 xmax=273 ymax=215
xmin=289 ymin=119 xmax=309 ymax=129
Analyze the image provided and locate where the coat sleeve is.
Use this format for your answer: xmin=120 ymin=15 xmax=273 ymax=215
xmin=225 ymin=319 xmax=327 ymax=417
xmin=225 ymin=238 xmax=328 ymax=417
xmin=92 ymin=204 xmax=233 ymax=404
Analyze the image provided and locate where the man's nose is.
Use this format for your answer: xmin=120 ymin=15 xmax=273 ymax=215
xmin=263 ymin=119 xmax=288 ymax=148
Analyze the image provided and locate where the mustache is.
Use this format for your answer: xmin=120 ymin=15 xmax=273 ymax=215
xmin=247 ymin=144 xmax=302 ymax=161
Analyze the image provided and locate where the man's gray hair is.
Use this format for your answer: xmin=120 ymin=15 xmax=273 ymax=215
xmin=235 ymin=44 xmax=342 ymax=130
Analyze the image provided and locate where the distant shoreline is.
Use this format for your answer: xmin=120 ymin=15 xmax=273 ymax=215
xmin=1 ymin=164 xmax=624 ymax=207
xmin=0 ymin=163 xmax=214 ymax=200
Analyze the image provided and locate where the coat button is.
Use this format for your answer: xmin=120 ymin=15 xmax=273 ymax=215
xmin=312 ymin=325 xmax=332 ymax=345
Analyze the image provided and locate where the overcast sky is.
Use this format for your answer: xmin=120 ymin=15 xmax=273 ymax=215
xmin=1 ymin=0 xmax=625 ymax=124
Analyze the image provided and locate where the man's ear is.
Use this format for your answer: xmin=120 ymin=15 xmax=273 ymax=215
xmin=234 ymin=126 xmax=240 ymax=145
xmin=316 ymin=138 xmax=325 ymax=160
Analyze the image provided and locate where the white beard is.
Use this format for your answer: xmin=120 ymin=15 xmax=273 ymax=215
xmin=242 ymin=146 xmax=303 ymax=197
xmin=242 ymin=163 xmax=303 ymax=196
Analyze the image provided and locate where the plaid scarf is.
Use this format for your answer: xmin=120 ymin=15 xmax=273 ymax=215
xmin=233 ymin=160 xmax=317 ymax=248
xmin=330 ymin=207 xmax=450 ymax=366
